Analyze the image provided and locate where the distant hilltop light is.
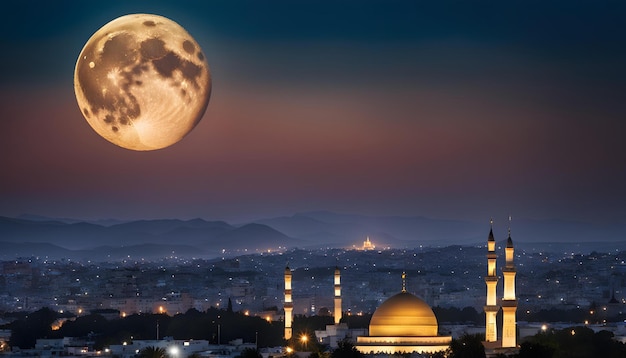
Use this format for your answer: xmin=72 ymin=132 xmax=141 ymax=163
xmin=362 ymin=236 xmax=375 ymax=251
xmin=350 ymin=236 xmax=376 ymax=250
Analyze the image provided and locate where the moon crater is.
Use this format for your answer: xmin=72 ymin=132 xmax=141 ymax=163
xmin=74 ymin=14 xmax=211 ymax=150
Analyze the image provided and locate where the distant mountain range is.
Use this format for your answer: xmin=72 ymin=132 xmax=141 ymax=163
xmin=255 ymin=211 xmax=486 ymax=247
xmin=0 ymin=216 xmax=295 ymax=260
xmin=0 ymin=211 xmax=624 ymax=260
xmin=256 ymin=211 xmax=626 ymax=247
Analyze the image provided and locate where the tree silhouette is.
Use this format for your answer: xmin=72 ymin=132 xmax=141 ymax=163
xmin=518 ymin=341 xmax=555 ymax=358
xmin=137 ymin=346 xmax=166 ymax=358
xmin=308 ymin=352 xmax=330 ymax=358
xmin=448 ymin=334 xmax=485 ymax=358
xmin=8 ymin=307 xmax=58 ymax=348
xmin=519 ymin=326 xmax=626 ymax=358
xmin=4 ymin=307 xmax=284 ymax=349
xmin=236 ymin=347 xmax=262 ymax=358
xmin=331 ymin=339 xmax=362 ymax=358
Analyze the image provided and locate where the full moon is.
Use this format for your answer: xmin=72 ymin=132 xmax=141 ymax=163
xmin=74 ymin=14 xmax=211 ymax=151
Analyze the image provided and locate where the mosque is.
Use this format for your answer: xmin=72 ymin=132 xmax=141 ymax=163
xmin=283 ymin=222 xmax=518 ymax=355
xmin=354 ymin=273 xmax=452 ymax=354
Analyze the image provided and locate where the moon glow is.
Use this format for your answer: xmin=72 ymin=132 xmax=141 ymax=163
xmin=74 ymin=14 xmax=211 ymax=151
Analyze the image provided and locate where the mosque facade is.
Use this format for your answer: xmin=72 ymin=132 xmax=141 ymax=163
xmin=354 ymin=275 xmax=452 ymax=354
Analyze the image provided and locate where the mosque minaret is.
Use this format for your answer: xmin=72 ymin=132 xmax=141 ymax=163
xmin=484 ymin=218 xmax=518 ymax=354
xmin=501 ymin=220 xmax=517 ymax=348
xmin=334 ymin=266 xmax=342 ymax=324
xmin=484 ymin=219 xmax=499 ymax=342
xmin=284 ymin=266 xmax=293 ymax=340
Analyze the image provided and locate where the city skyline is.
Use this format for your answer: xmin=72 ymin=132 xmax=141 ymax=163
xmin=1 ymin=1 xmax=625 ymax=229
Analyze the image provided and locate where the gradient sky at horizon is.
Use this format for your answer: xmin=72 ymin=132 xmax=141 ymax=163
xmin=1 ymin=1 xmax=625 ymax=224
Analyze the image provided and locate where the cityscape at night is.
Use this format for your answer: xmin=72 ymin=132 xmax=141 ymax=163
xmin=1 ymin=1 xmax=626 ymax=357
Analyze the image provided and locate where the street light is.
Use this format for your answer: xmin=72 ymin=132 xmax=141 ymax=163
xmin=168 ymin=345 xmax=180 ymax=357
xmin=300 ymin=334 xmax=308 ymax=350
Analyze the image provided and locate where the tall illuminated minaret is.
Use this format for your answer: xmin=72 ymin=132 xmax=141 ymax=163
xmin=484 ymin=219 xmax=499 ymax=342
xmin=284 ymin=266 xmax=293 ymax=340
xmin=501 ymin=218 xmax=517 ymax=348
xmin=334 ymin=266 xmax=342 ymax=324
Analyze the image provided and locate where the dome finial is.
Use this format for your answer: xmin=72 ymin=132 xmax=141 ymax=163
xmin=402 ymin=271 xmax=407 ymax=292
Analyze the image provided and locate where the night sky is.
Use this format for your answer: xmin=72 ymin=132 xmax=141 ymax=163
xmin=1 ymin=1 xmax=625 ymax=225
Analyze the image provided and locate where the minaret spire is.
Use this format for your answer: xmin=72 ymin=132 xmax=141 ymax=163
xmin=401 ymin=271 xmax=407 ymax=293
xmin=334 ymin=266 xmax=342 ymax=324
xmin=484 ymin=219 xmax=499 ymax=342
xmin=284 ymin=266 xmax=293 ymax=340
xmin=502 ymin=216 xmax=518 ymax=348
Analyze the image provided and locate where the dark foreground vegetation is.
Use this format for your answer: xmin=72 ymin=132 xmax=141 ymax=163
xmin=2 ymin=307 xmax=626 ymax=357
xmin=2 ymin=307 xmax=287 ymax=350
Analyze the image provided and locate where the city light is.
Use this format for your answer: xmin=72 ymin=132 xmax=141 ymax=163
xmin=300 ymin=333 xmax=308 ymax=350
xmin=168 ymin=346 xmax=180 ymax=357
xmin=2 ymin=239 xmax=623 ymax=355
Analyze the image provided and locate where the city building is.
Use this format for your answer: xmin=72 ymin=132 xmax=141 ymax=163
xmin=109 ymin=337 xmax=256 ymax=358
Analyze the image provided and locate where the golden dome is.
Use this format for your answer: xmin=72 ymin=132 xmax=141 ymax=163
xmin=369 ymin=292 xmax=438 ymax=337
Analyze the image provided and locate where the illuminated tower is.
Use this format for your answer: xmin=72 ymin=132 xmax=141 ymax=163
xmin=284 ymin=266 xmax=293 ymax=340
xmin=501 ymin=220 xmax=517 ymax=348
xmin=484 ymin=219 xmax=499 ymax=342
xmin=363 ymin=236 xmax=374 ymax=250
xmin=402 ymin=271 xmax=407 ymax=292
xmin=334 ymin=266 xmax=342 ymax=324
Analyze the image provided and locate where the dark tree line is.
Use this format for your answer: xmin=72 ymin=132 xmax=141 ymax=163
xmin=3 ymin=307 xmax=58 ymax=349
xmin=518 ymin=326 xmax=626 ymax=358
xmin=1 ymin=307 xmax=284 ymax=350
xmin=4 ymin=307 xmax=626 ymax=357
